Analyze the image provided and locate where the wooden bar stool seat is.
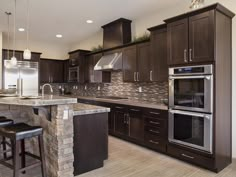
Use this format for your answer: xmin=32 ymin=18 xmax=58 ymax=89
xmin=0 ymin=116 xmax=14 ymax=159
xmin=0 ymin=123 xmax=47 ymax=177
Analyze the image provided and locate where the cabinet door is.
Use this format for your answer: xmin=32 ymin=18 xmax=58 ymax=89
xmin=40 ymin=60 xmax=50 ymax=83
xmin=114 ymin=107 xmax=128 ymax=136
xmin=123 ymin=45 xmax=137 ymax=82
xmin=50 ymin=61 xmax=64 ymax=83
xmin=150 ymin=28 xmax=168 ymax=82
xmin=167 ymin=18 xmax=189 ymax=65
xmin=189 ymin=10 xmax=214 ymax=63
xmin=63 ymin=60 xmax=69 ymax=83
xmin=128 ymin=109 xmax=144 ymax=141
xmin=137 ymin=43 xmax=151 ymax=82
xmin=69 ymin=52 xmax=79 ymax=66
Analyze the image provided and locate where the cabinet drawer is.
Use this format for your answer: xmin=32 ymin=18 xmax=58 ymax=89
xmin=167 ymin=145 xmax=214 ymax=169
xmin=144 ymin=134 xmax=166 ymax=152
xmin=145 ymin=117 xmax=167 ymax=128
xmin=145 ymin=126 xmax=166 ymax=137
xmin=143 ymin=109 xmax=168 ymax=118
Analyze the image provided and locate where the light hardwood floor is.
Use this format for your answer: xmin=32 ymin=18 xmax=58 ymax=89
xmin=0 ymin=136 xmax=236 ymax=177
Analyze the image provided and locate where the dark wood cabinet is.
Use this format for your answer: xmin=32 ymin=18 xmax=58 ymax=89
xmin=114 ymin=106 xmax=128 ymax=136
xmin=2 ymin=49 xmax=41 ymax=62
xmin=167 ymin=19 xmax=189 ymax=65
xmin=73 ymin=113 xmax=108 ymax=175
xmin=40 ymin=59 xmax=64 ymax=83
xmin=86 ymin=53 xmax=111 ymax=83
xmin=102 ymin=18 xmax=132 ymax=49
xmin=166 ymin=10 xmax=215 ymax=65
xmin=122 ymin=42 xmax=151 ymax=82
xmin=122 ymin=45 xmax=137 ymax=82
xmin=128 ymin=108 xmax=144 ymax=141
xmin=137 ymin=43 xmax=151 ymax=82
xmin=148 ymin=24 xmax=168 ymax=82
xmin=189 ymin=11 xmax=214 ymax=63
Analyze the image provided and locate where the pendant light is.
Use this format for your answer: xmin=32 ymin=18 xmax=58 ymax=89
xmin=10 ymin=0 xmax=17 ymax=66
xmin=23 ymin=0 xmax=31 ymax=60
xmin=5 ymin=12 xmax=12 ymax=68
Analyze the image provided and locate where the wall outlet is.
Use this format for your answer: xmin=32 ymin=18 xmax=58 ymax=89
xmin=63 ymin=109 xmax=69 ymax=120
xmin=98 ymin=85 xmax=101 ymax=91
xmin=138 ymin=87 xmax=142 ymax=93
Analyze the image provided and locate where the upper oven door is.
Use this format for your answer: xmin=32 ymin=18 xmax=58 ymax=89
xmin=168 ymin=109 xmax=213 ymax=153
xmin=169 ymin=75 xmax=213 ymax=113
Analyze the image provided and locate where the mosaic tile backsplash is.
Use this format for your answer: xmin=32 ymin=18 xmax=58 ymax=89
xmin=41 ymin=72 xmax=168 ymax=104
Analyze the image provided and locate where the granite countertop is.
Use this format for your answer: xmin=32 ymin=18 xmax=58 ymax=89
xmin=73 ymin=103 xmax=110 ymax=116
xmin=0 ymin=95 xmax=77 ymax=106
xmin=75 ymin=96 xmax=168 ymax=110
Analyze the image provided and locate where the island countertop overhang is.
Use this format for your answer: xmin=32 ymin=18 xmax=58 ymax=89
xmin=0 ymin=95 xmax=77 ymax=106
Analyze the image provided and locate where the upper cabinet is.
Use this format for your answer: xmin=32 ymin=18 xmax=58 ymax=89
xmin=122 ymin=42 xmax=151 ymax=82
xmin=2 ymin=49 xmax=41 ymax=62
xmin=68 ymin=50 xmax=90 ymax=83
xmin=148 ymin=24 xmax=168 ymax=82
xmin=68 ymin=50 xmax=90 ymax=67
xmin=40 ymin=59 xmax=64 ymax=83
xmin=165 ymin=10 xmax=214 ymax=65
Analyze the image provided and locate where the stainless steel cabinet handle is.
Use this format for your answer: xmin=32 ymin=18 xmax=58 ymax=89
xmin=137 ymin=72 xmax=139 ymax=81
xmin=130 ymin=109 xmax=140 ymax=112
xmin=189 ymin=49 xmax=192 ymax=62
xmin=150 ymin=71 xmax=153 ymax=81
xmin=116 ymin=106 xmax=124 ymax=109
xmin=149 ymin=129 xmax=160 ymax=134
xmin=181 ymin=153 xmax=195 ymax=159
xmin=184 ymin=49 xmax=188 ymax=63
xmin=149 ymin=140 xmax=159 ymax=145
xmin=127 ymin=114 xmax=130 ymax=125
xmin=123 ymin=114 xmax=126 ymax=124
xmin=150 ymin=112 xmax=160 ymax=115
xmin=149 ymin=121 xmax=160 ymax=125
xmin=134 ymin=72 xmax=136 ymax=82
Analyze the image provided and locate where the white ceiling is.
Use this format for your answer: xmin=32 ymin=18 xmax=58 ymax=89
xmin=0 ymin=0 xmax=182 ymax=46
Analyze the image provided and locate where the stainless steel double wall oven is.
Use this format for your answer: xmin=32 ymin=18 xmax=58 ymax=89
xmin=168 ymin=65 xmax=213 ymax=153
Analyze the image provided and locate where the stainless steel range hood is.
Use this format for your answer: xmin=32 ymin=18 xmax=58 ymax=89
xmin=94 ymin=52 xmax=122 ymax=71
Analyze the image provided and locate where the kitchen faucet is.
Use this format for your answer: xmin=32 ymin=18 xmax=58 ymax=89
xmin=42 ymin=84 xmax=53 ymax=97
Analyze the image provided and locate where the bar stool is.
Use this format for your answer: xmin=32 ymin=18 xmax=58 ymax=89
xmin=0 ymin=116 xmax=14 ymax=159
xmin=0 ymin=123 xmax=47 ymax=177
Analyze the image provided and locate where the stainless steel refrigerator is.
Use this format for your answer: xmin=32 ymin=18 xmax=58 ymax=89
xmin=4 ymin=60 xmax=39 ymax=96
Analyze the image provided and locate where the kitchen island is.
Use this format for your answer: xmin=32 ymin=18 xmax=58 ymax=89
xmin=0 ymin=95 xmax=110 ymax=177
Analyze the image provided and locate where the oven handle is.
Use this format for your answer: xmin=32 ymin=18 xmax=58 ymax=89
xmin=169 ymin=75 xmax=211 ymax=80
xmin=169 ymin=109 xmax=211 ymax=119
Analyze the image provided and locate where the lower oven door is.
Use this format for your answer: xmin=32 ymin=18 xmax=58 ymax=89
xmin=169 ymin=75 xmax=213 ymax=113
xmin=168 ymin=109 xmax=213 ymax=153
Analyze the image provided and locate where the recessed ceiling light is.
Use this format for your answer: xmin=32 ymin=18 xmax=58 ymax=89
xmin=18 ymin=28 xmax=25 ymax=32
xmin=56 ymin=34 xmax=63 ymax=38
xmin=86 ymin=20 xmax=93 ymax=24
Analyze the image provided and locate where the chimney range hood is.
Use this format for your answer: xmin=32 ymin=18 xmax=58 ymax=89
xmin=94 ymin=52 xmax=122 ymax=71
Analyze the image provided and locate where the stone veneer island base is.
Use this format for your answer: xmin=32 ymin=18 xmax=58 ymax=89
xmin=0 ymin=95 xmax=110 ymax=177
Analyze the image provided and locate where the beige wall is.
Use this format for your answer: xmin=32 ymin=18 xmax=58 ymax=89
xmin=70 ymin=1 xmax=236 ymax=158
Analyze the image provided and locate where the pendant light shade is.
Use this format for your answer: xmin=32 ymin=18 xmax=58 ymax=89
xmin=10 ymin=56 xmax=17 ymax=66
xmin=24 ymin=0 xmax=31 ymax=60
xmin=23 ymin=48 xmax=31 ymax=60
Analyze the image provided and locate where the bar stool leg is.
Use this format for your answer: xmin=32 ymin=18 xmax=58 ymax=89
xmin=21 ymin=139 xmax=26 ymax=174
xmin=38 ymin=135 xmax=47 ymax=177
xmin=2 ymin=137 xmax=7 ymax=159
xmin=13 ymin=140 xmax=20 ymax=177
